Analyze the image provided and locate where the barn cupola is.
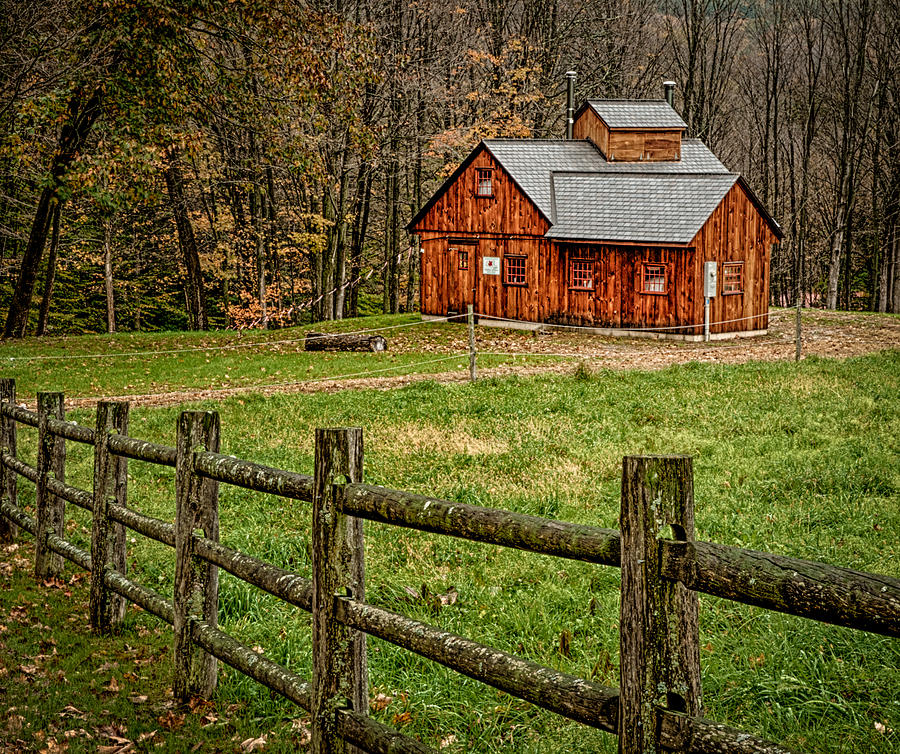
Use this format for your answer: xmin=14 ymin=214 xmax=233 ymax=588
xmin=572 ymin=83 xmax=686 ymax=162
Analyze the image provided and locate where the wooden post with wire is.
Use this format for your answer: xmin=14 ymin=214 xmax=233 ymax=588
xmin=35 ymin=392 xmax=65 ymax=578
xmin=0 ymin=379 xmax=17 ymax=544
xmin=311 ymin=427 xmax=367 ymax=754
xmin=795 ymin=296 xmax=802 ymax=362
xmin=467 ymin=304 xmax=477 ymax=382
xmin=618 ymin=455 xmax=702 ymax=754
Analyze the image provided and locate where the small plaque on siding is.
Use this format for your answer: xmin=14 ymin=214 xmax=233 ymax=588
xmin=482 ymin=256 xmax=500 ymax=275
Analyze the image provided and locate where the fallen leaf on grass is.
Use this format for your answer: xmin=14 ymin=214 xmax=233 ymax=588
xmin=157 ymin=711 xmax=185 ymax=731
xmin=240 ymin=734 xmax=267 ymax=752
xmin=97 ymin=744 xmax=133 ymax=754
xmin=7 ymin=714 xmax=25 ymax=733
xmin=106 ymin=677 xmax=120 ymax=693
xmin=392 ymin=712 xmax=413 ymax=727
xmin=440 ymin=734 xmax=458 ymax=748
xmin=128 ymin=695 xmax=148 ymax=704
xmin=19 ymin=664 xmax=39 ymax=675
xmin=370 ymin=693 xmax=393 ymax=712
xmin=289 ymin=719 xmax=311 ymax=745
xmin=58 ymin=706 xmax=85 ymax=720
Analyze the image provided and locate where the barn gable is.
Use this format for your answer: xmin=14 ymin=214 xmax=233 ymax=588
xmin=408 ymin=143 xmax=551 ymax=236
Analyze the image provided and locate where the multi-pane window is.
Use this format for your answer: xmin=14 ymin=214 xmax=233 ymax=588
xmin=505 ymin=255 xmax=526 ymax=285
xmin=570 ymin=259 xmax=593 ymax=290
xmin=642 ymin=263 xmax=667 ymax=294
xmin=457 ymin=250 xmax=469 ymax=270
xmin=475 ymin=168 xmax=493 ymax=197
xmin=722 ymin=262 xmax=744 ymax=294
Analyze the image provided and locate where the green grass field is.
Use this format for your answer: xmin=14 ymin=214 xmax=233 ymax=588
xmin=1 ymin=320 xmax=898 ymax=753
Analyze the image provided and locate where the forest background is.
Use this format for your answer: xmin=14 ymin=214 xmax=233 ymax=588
xmin=1 ymin=0 xmax=899 ymax=337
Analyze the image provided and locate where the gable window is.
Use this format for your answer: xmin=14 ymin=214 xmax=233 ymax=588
xmin=504 ymin=255 xmax=526 ymax=286
xmin=475 ymin=168 xmax=494 ymax=197
xmin=642 ymin=263 xmax=667 ymax=294
xmin=722 ymin=262 xmax=744 ymax=294
xmin=570 ymin=259 xmax=593 ymax=290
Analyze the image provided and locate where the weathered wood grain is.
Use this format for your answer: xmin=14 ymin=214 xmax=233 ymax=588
xmin=35 ymin=392 xmax=65 ymax=578
xmin=48 ymin=476 xmax=92 ymax=510
xmin=341 ymin=483 xmax=621 ymax=565
xmin=191 ymin=533 xmax=312 ymax=610
xmin=0 ymin=379 xmax=18 ymax=543
xmin=0 ymin=401 xmax=38 ymax=427
xmin=663 ymin=539 xmax=900 ymax=638
xmin=109 ymin=503 xmax=174 ymax=546
xmin=90 ymin=401 xmax=129 ymax=633
xmin=194 ymin=451 xmax=313 ymax=501
xmin=47 ymin=415 xmax=95 ymax=445
xmin=108 ymin=433 xmax=177 ymax=466
xmin=1 ymin=452 xmax=37 ymax=483
xmin=619 ymin=455 xmax=701 ymax=754
xmin=173 ymin=410 xmax=220 ymax=701
xmin=336 ymin=597 xmax=620 ymax=733
xmin=312 ymin=428 xmax=367 ymax=754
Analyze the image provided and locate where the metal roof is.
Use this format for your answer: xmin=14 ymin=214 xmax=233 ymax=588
xmin=546 ymin=172 xmax=738 ymax=244
xmin=585 ymin=100 xmax=688 ymax=130
xmin=482 ymin=138 xmax=728 ymax=219
xmin=408 ymin=135 xmax=780 ymax=240
xmin=483 ymin=140 xmax=607 ymax=218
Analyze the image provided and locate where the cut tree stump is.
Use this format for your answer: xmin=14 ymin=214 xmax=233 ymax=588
xmin=305 ymin=333 xmax=387 ymax=352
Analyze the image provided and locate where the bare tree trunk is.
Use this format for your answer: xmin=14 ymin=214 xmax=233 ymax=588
xmin=827 ymin=161 xmax=851 ymax=309
xmin=103 ymin=218 xmax=116 ymax=334
xmin=36 ymin=203 xmax=61 ymax=336
xmin=164 ymin=151 xmax=209 ymax=330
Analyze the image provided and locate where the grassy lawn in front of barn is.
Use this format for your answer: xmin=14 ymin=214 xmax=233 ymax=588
xmin=1 ymin=335 xmax=898 ymax=752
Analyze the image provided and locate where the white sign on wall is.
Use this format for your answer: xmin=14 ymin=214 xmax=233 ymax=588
xmin=482 ymin=256 xmax=500 ymax=275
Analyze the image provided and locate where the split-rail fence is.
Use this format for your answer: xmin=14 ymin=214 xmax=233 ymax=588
xmin=0 ymin=378 xmax=897 ymax=754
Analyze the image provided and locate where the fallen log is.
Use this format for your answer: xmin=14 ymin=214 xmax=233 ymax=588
xmin=304 ymin=332 xmax=387 ymax=352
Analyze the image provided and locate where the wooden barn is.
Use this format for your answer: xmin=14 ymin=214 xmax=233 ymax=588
xmin=408 ymin=97 xmax=782 ymax=338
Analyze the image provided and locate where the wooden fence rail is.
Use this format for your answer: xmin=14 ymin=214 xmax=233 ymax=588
xmin=0 ymin=381 xmax=898 ymax=754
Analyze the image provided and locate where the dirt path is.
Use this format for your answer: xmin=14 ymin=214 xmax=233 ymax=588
xmin=70 ymin=309 xmax=899 ymax=408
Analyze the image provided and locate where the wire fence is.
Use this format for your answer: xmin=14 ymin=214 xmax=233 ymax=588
xmin=5 ymin=305 xmax=893 ymax=406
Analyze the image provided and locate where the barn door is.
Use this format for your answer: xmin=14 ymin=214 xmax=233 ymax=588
xmin=448 ymin=239 xmax=477 ymax=318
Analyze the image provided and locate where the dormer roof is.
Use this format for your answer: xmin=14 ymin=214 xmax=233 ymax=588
xmin=581 ymin=100 xmax=687 ymax=130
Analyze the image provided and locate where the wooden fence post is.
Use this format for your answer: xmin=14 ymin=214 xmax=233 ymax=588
xmin=0 ymin=379 xmax=17 ymax=543
xmin=173 ymin=410 xmax=220 ymax=701
xmin=311 ymin=427 xmax=367 ymax=754
xmin=35 ymin=392 xmax=65 ymax=579
xmin=619 ymin=455 xmax=702 ymax=754
xmin=90 ymin=401 xmax=129 ymax=633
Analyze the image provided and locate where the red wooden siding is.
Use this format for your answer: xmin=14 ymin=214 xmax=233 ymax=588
xmin=573 ymin=107 xmax=682 ymax=162
xmin=410 ymin=147 xmax=549 ymax=237
xmin=690 ymin=182 xmax=776 ymax=334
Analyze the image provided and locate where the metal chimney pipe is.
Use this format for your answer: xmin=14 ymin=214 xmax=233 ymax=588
xmin=663 ymin=80 xmax=676 ymax=108
xmin=565 ymin=71 xmax=577 ymax=139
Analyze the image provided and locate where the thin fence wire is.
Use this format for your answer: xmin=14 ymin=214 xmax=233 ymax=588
xmin=472 ymin=309 xmax=788 ymax=332
xmin=4 ymin=307 xmax=794 ymax=364
xmin=3 ymin=315 xmax=459 ymax=363
xmin=81 ymin=353 xmax=471 ymax=403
